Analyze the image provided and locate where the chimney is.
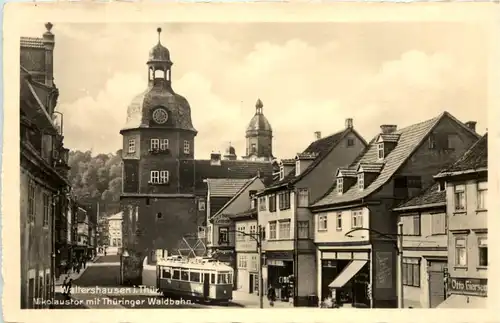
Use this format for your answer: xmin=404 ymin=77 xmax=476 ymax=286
xmin=465 ymin=121 xmax=477 ymax=132
xmin=345 ymin=118 xmax=353 ymax=129
xmin=42 ymin=22 xmax=55 ymax=88
xmin=380 ymin=124 xmax=397 ymax=134
xmin=210 ymin=152 xmax=221 ymax=166
xmin=314 ymin=131 xmax=322 ymax=140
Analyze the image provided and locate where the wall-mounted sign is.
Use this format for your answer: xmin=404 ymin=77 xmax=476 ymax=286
xmin=448 ymin=277 xmax=487 ymax=296
xmin=375 ymin=251 xmax=393 ymax=289
xmin=267 ymin=259 xmax=285 ymax=267
xmin=213 ymin=214 xmax=231 ymax=225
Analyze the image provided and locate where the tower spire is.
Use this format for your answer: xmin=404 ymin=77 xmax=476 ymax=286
xmin=157 ymin=27 xmax=162 ymax=44
xmin=255 ymin=98 xmax=263 ymax=114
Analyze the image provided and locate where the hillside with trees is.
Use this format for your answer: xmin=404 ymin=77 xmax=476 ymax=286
xmin=68 ymin=149 xmax=122 ymax=245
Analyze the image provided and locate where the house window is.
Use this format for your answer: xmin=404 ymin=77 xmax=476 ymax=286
xmin=269 ymin=194 xmax=276 ymax=212
xmin=297 ymin=189 xmax=309 ymax=207
xmin=28 ymin=180 xmax=36 ymax=223
xmin=183 ymin=140 xmax=190 ymax=154
xmin=150 ymin=171 xmax=160 ymax=184
xmin=428 ymin=135 xmax=437 ymax=149
xmin=438 ymin=181 xmax=446 ymax=192
xmin=295 ymin=160 xmax=300 ymax=176
xmin=430 ymin=212 xmax=447 ymax=235
xmin=238 ymin=255 xmax=247 ymax=269
xmin=358 ymin=173 xmax=364 ymax=190
xmin=336 ymin=213 xmax=342 ymax=231
xmin=198 ymin=199 xmax=206 ymax=211
xmin=455 ymin=237 xmax=467 ymax=266
xmin=259 ymin=197 xmax=267 ymax=211
xmin=336 ymin=177 xmax=344 ymax=194
xmin=128 ymin=139 xmax=136 ymax=153
xmin=477 ymin=181 xmax=487 ymax=210
xmin=251 ymin=143 xmax=257 ymax=153
xmin=454 ymin=184 xmax=466 ymax=211
xmin=318 ymin=214 xmax=327 ymax=231
xmin=279 ymin=166 xmax=284 ymax=181
xmin=298 ymin=221 xmax=309 ymax=239
xmin=237 ymin=226 xmax=246 ymax=241
xmin=150 ymin=138 xmax=159 ymax=150
xmin=251 ymin=255 xmax=258 ymax=271
xmin=377 ymin=143 xmax=384 ymax=159
xmin=160 ymin=139 xmax=169 ymax=150
xmin=347 ymin=138 xmax=355 ymax=147
xmin=249 ymin=225 xmax=256 ymax=240
xmin=402 ymin=258 xmax=420 ymax=287
xmin=42 ymin=192 xmax=50 ymax=227
xmin=219 ymin=227 xmax=229 ymax=244
xmin=159 ymin=170 xmax=169 ymax=184
xmin=278 ymin=192 xmax=291 ymax=210
xmin=269 ymin=221 xmax=277 ymax=240
xmin=402 ymin=214 xmax=421 ymax=236
xmin=279 ymin=220 xmax=291 ymax=239
xmin=351 ymin=210 xmax=363 ymax=229
xmin=478 ymin=237 xmax=487 ymax=267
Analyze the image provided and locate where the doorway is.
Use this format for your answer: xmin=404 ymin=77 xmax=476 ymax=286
xmin=249 ymin=274 xmax=254 ymax=294
xmin=203 ymin=273 xmax=210 ymax=299
xmin=428 ymin=261 xmax=447 ymax=308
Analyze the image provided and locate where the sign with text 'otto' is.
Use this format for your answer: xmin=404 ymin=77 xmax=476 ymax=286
xmin=448 ymin=277 xmax=487 ymax=296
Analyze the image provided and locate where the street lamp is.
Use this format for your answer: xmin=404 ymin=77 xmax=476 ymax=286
xmin=221 ymin=225 xmax=264 ymax=308
xmin=344 ymin=222 xmax=404 ymax=309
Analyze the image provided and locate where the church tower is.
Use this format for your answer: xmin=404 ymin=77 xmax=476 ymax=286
xmin=243 ymin=98 xmax=273 ymax=161
xmin=119 ymin=28 xmax=199 ymax=285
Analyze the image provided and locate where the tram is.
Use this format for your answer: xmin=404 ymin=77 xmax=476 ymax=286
xmin=156 ymin=256 xmax=234 ymax=304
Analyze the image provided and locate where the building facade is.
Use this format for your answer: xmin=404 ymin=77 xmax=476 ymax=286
xmin=75 ymin=207 xmax=89 ymax=259
xmin=119 ymin=28 xmax=274 ymax=285
xmin=311 ymin=113 xmax=480 ymax=308
xmin=20 ymin=22 xmax=72 ymax=309
xmin=107 ymin=211 xmax=123 ymax=254
xmin=435 ymin=134 xmax=488 ymax=308
xmin=393 ymin=183 xmax=448 ymax=308
xmin=256 ymin=119 xmax=368 ymax=306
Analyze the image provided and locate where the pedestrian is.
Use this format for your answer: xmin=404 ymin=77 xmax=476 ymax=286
xmin=62 ymin=276 xmax=69 ymax=296
xmin=267 ymin=285 xmax=276 ymax=307
xmin=66 ymin=279 xmax=73 ymax=298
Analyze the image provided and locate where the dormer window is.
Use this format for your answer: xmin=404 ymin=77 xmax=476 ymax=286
xmin=279 ymin=165 xmax=285 ymax=181
xmin=358 ymin=173 xmax=365 ymax=190
xmin=295 ymin=160 xmax=300 ymax=176
xmin=336 ymin=177 xmax=344 ymax=195
xmin=438 ymin=181 xmax=447 ymax=192
xmin=377 ymin=143 xmax=384 ymax=159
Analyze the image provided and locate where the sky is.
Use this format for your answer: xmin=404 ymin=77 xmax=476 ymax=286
xmin=20 ymin=22 xmax=489 ymax=159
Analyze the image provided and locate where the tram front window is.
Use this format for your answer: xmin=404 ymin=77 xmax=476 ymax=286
xmin=162 ymin=269 xmax=171 ymax=279
xmin=172 ymin=270 xmax=180 ymax=280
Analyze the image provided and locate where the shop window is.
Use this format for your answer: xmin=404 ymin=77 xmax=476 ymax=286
xmin=478 ymin=237 xmax=488 ymax=267
xmin=455 ymin=237 xmax=467 ymax=266
xmin=402 ymin=257 xmax=420 ymax=287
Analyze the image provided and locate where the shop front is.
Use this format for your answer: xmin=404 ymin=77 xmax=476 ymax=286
xmin=437 ymin=277 xmax=487 ymax=308
xmin=319 ymin=250 xmax=370 ymax=308
xmin=265 ymin=251 xmax=294 ymax=301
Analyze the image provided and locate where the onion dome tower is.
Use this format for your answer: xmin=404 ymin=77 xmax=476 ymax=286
xmin=243 ymin=98 xmax=273 ymax=161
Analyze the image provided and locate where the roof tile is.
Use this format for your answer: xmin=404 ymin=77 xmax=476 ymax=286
xmin=394 ymin=183 xmax=446 ymax=210
xmin=436 ymin=133 xmax=487 ymax=176
xmin=207 ymin=178 xmax=252 ymax=197
xmin=313 ymin=114 xmax=443 ymax=207
xmin=20 ymin=37 xmax=44 ymax=49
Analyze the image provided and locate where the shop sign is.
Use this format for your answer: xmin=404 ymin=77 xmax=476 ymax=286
xmin=213 ymin=214 xmax=231 ymax=225
xmin=448 ymin=277 xmax=487 ymax=296
xmin=267 ymin=259 xmax=285 ymax=267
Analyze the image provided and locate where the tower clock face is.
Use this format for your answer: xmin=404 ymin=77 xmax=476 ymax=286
xmin=152 ymin=108 xmax=168 ymax=124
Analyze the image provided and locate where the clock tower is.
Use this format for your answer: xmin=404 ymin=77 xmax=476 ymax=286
xmin=119 ymin=28 xmax=199 ymax=285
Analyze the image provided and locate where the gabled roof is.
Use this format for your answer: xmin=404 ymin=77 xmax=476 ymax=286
xmin=206 ymin=178 xmax=252 ymax=198
xmin=434 ymin=133 xmax=488 ymax=178
xmin=356 ymin=162 xmax=384 ymax=173
xmin=210 ymin=177 xmax=258 ymax=220
xmin=261 ymin=127 xmax=367 ymax=192
xmin=336 ymin=167 xmax=357 ymax=177
xmin=194 ymin=160 xmax=273 ymax=190
xmin=393 ymin=182 xmax=446 ymax=212
xmin=107 ymin=211 xmax=123 ymax=221
xmin=313 ymin=112 xmax=478 ymax=208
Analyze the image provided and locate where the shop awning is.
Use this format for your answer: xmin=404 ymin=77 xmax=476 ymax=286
xmin=328 ymin=259 xmax=367 ymax=288
xmin=436 ymin=294 xmax=487 ymax=309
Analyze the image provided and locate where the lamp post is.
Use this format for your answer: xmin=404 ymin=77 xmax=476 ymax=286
xmin=223 ymin=225 xmax=264 ymax=308
xmin=344 ymin=222 xmax=404 ymax=309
